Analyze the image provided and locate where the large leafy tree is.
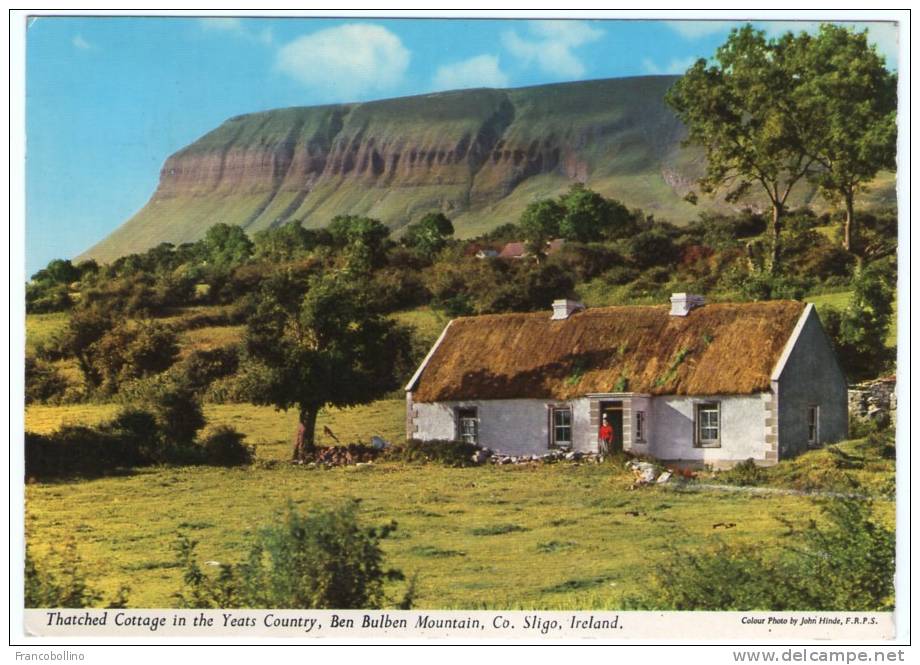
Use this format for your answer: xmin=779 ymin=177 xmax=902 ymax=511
xmin=667 ymin=25 xmax=815 ymax=273
xmin=402 ymin=212 xmax=455 ymax=258
xmin=328 ymin=215 xmax=391 ymax=271
xmin=789 ymin=25 xmax=897 ymax=253
xmin=519 ymin=198 xmax=563 ymax=258
xmin=559 ymin=184 xmax=635 ymax=241
xmin=198 ymin=223 xmax=254 ymax=271
xmin=243 ymin=271 xmax=411 ymax=461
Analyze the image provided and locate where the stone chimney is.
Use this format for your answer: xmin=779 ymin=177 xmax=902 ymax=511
xmin=669 ymin=293 xmax=705 ymax=316
xmin=551 ymin=299 xmax=585 ymax=320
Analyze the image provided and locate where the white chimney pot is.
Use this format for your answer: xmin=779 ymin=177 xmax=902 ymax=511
xmin=551 ymin=299 xmax=585 ymax=320
xmin=669 ymin=293 xmax=705 ymax=316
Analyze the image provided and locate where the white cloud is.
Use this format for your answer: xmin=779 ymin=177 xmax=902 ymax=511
xmin=72 ymin=35 xmax=93 ymax=50
xmin=665 ymin=21 xmax=735 ymax=39
xmin=199 ymin=17 xmax=272 ymax=45
xmin=642 ymin=56 xmax=697 ymax=76
xmin=433 ymin=55 xmax=509 ymax=91
xmin=276 ymin=23 xmax=410 ymax=98
xmin=502 ymin=20 xmax=602 ymax=79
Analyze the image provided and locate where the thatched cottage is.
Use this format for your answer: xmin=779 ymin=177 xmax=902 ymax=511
xmin=405 ymin=294 xmax=848 ymax=467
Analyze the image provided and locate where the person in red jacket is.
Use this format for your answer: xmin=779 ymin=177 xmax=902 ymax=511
xmin=598 ymin=415 xmax=614 ymax=455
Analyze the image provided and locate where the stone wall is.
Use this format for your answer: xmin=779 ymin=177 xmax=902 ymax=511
xmin=848 ymin=376 xmax=897 ymax=423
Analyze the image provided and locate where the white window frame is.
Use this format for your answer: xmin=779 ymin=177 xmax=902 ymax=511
xmin=807 ymin=405 xmax=820 ymax=446
xmin=695 ymin=402 xmax=721 ymax=448
xmin=635 ymin=410 xmax=646 ymax=443
xmin=551 ymin=406 xmax=573 ymax=448
xmin=456 ymin=407 xmax=478 ymax=445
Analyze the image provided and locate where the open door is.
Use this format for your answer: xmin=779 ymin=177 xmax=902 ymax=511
xmin=599 ymin=400 xmax=624 ymax=453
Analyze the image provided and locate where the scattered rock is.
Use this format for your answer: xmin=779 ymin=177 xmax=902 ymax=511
xmin=370 ymin=436 xmax=389 ymax=450
xmin=471 ymin=449 xmax=490 ymax=464
xmin=311 ymin=444 xmax=382 ymax=467
xmin=639 ymin=467 xmax=658 ymax=483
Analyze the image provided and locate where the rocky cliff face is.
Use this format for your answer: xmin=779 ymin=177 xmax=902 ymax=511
xmin=81 ymin=75 xmax=881 ymax=263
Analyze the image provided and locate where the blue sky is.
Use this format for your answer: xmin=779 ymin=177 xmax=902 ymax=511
xmin=24 ymin=15 xmax=899 ymax=275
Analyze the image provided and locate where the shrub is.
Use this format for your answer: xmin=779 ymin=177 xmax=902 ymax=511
xmin=26 ymin=281 xmax=73 ymax=313
xmin=628 ymin=229 xmax=679 ymax=269
xmin=25 ymin=356 xmax=69 ymax=404
xmin=820 ymin=262 xmax=896 ymax=381
xmin=91 ymin=321 xmax=180 ymax=394
xmin=175 ymin=502 xmax=409 ymax=609
xmin=121 ymin=375 xmax=205 ymax=446
xmin=601 ymin=264 xmax=640 ymax=286
xmin=25 ymin=406 xmax=248 ymax=478
xmin=391 ymin=439 xmax=482 ymax=467
xmin=861 ymin=429 xmax=896 ymax=460
xmin=105 ymin=408 xmax=167 ymax=463
xmin=738 ymin=272 xmax=811 ymax=301
xmin=624 ymin=497 xmax=894 ymax=610
xmin=199 ymin=425 xmax=253 ymax=466
xmin=370 ymin=267 xmax=430 ymax=312
xmin=25 ymin=542 xmax=127 ymax=608
xmin=717 ymin=458 xmax=767 ymax=486
xmin=173 ymin=346 xmax=240 ymax=394
xmin=25 ymin=426 xmax=143 ymax=478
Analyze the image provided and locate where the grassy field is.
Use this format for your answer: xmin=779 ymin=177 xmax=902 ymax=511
xmin=22 ymin=289 xmax=897 ymax=609
xmin=24 ymin=401 xmax=894 ymax=609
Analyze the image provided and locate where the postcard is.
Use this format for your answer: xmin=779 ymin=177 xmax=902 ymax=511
xmin=12 ymin=8 xmax=908 ymax=650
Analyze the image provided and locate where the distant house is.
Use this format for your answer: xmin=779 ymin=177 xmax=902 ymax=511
xmin=465 ymin=242 xmax=499 ymax=258
xmin=405 ymin=294 xmax=848 ymax=467
xmin=497 ymin=238 xmax=565 ymax=260
xmin=498 ymin=241 xmax=528 ymax=259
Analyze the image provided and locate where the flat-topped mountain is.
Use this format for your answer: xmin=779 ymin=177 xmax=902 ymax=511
xmin=80 ymin=75 xmax=894 ymax=263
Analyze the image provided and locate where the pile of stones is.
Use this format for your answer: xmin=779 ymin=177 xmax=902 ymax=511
xmin=309 ymin=444 xmax=383 ymax=467
xmin=477 ymin=448 xmax=606 ymax=465
xmin=624 ymin=459 xmax=676 ymax=487
xmin=848 ymin=375 xmax=896 ymax=424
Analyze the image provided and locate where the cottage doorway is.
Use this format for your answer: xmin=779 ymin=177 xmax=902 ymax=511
xmin=599 ymin=401 xmax=624 ymax=453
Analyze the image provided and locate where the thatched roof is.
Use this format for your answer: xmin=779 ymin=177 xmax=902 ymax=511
xmin=409 ymin=301 xmax=807 ymax=402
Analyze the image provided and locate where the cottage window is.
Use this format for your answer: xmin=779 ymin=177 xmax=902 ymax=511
xmin=635 ymin=411 xmax=646 ymax=443
xmin=695 ymin=402 xmax=720 ymax=447
xmin=456 ymin=408 xmax=478 ymax=445
xmin=551 ymin=407 xmax=572 ymax=448
xmin=807 ymin=405 xmax=820 ymax=445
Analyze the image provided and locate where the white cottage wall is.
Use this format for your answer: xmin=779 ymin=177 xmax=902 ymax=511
xmin=412 ymin=399 xmax=551 ymax=455
xmin=571 ymin=398 xmax=593 ymax=453
xmin=649 ymin=393 xmax=770 ymax=466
